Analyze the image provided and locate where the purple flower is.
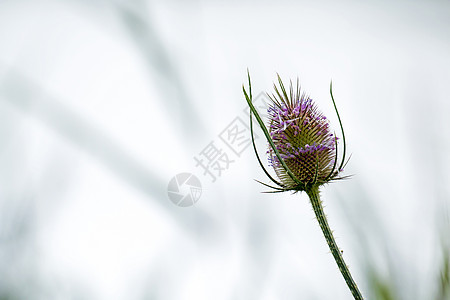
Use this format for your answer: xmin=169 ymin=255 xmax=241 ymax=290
xmin=244 ymin=73 xmax=348 ymax=192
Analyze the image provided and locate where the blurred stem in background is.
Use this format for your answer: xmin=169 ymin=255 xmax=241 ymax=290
xmin=437 ymin=212 xmax=450 ymax=300
xmin=437 ymin=246 xmax=449 ymax=300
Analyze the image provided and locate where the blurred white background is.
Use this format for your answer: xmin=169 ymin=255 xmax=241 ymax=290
xmin=0 ymin=0 xmax=449 ymax=299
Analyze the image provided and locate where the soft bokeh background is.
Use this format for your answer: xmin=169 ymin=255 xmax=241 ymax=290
xmin=1 ymin=0 xmax=449 ymax=299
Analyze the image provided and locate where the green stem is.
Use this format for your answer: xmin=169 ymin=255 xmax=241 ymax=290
xmin=306 ymin=186 xmax=364 ymax=300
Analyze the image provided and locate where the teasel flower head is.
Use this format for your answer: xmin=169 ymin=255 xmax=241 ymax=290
xmin=243 ymin=72 xmax=349 ymax=193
